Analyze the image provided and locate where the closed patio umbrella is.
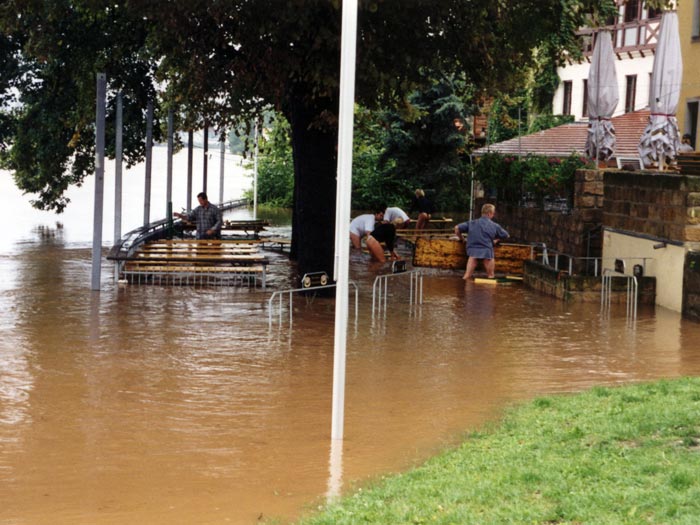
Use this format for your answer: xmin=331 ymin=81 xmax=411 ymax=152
xmin=585 ymin=30 xmax=618 ymax=162
xmin=638 ymin=11 xmax=683 ymax=169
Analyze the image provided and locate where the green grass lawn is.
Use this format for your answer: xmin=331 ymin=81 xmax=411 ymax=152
xmin=299 ymin=377 xmax=700 ymax=525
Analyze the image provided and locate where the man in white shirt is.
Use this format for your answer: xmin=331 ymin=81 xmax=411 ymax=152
xmin=383 ymin=206 xmax=410 ymax=228
xmin=349 ymin=208 xmax=384 ymax=249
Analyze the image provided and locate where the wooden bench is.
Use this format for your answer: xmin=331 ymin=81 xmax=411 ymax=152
xmin=677 ymin=153 xmax=700 ymax=175
xmin=401 ymin=218 xmax=453 ymax=229
xmin=123 ymin=263 xmax=266 ymax=287
xmin=120 ymin=238 xmax=269 ymax=288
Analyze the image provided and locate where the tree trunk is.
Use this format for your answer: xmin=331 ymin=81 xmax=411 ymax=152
xmin=286 ymin=87 xmax=338 ymax=283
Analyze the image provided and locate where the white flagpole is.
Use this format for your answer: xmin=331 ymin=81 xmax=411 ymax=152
xmin=331 ymin=0 xmax=358 ymax=441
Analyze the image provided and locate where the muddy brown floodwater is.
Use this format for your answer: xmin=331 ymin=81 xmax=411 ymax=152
xmin=3 ymin=196 xmax=700 ymax=524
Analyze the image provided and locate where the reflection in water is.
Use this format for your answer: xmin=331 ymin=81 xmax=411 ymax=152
xmin=326 ymin=439 xmax=343 ymax=503
xmin=2 ymin=209 xmax=700 ymax=524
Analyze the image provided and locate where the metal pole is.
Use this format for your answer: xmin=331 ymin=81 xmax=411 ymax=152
xmin=331 ymin=0 xmax=358 ymax=441
xmin=187 ymin=130 xmax=193 ymax=212
xmin=219 ymin=131 xmax=225 ymax=204
xmin=518 ymin=105 xmax=522 ymax=157
xmin=114 ymin=91 xmax=123 ymax=244
xmin=166 ymin=109 xmax=174 ymax=236
xmin=203 ymin=123 xmax=209 ymax=193
xmin=143 ymin=100 xmax=153 ymax=226
xmin=253 ymin=120 xmax=259 ymax=220
xmin=166 ymin=109 xmax=174 ymax=211
xmin=91 ymin=73 xmax=106 ymax=291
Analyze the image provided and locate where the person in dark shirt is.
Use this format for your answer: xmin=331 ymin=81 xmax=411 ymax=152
xmin=411 ymin=188 xmax=434 ymax=230
xmin=174 ymin=192 xmax=222 ymax=239
xmin=366 ymin=219 xmax=402 ymax=263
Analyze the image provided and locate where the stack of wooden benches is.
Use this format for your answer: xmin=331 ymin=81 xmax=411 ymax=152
xmin=120 ymin=239 xmax=268 ymax=288
xmin=677 ymin=153 xmax=700 ymax=176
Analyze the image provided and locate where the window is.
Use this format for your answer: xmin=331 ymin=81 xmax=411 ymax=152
xmin=688 ymin=101 xmax=699 ymax=149
xmin=562 ymin=81 xmax=573 ymax=115
xmin=625 ymin=75 xmax=637 ymax=113
xmin=693 ymin=0 xmax=700 ymax=40
xmin=582 ymin=79 xmax=589 ymax=118
xmin=647 ymin=6 xmax=662 ymax=19
xmin=624 ymin=0 xmax=640 ymax=23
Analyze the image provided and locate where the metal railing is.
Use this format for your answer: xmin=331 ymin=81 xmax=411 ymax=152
xmin=268 ymin=281 xmax=359 ymax=329
xmin=372 ymin=270 xmax=423 ymax=318
xmin=532 ymin=244 xmax=652 ymax=277
xmin=601 ymin=268 xmax=638 ymax=322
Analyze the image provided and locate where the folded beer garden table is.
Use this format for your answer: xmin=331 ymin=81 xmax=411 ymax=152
xmin=119 ymin=239 xmax=269 ymax=288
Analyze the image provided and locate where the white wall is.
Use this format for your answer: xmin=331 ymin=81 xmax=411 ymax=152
xmin=553 ymin=55 xmax=654 ymax=121
xmin=603 ymin=229 xmax=687 ymax=312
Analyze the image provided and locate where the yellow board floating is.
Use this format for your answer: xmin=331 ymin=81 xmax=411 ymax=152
xmin=474 ymin=278 xmax=502 ymax=285
xmin=473 ymin=276 xmax=519 ymax=285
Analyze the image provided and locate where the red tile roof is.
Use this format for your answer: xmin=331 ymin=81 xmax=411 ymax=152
xmin=474 ymin=108 xmax=651 ymax=160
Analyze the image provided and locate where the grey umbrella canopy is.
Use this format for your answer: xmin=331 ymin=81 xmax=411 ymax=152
xmin=585 ymin=31 xmax=619 ymax=162
xmin=638 ymin=11 xmax=683 ymax=168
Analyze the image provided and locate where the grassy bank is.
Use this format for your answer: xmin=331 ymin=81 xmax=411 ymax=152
xmin=299 ymin=378 xmax=700 ymax=524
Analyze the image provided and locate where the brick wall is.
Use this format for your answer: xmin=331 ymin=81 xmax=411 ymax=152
xmin=604 ymin=171 xmax=700 ymax=242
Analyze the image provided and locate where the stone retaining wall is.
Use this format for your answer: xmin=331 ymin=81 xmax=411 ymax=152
xmin=485 ymin=169 xmax=604 ymax=258
xmin=524 ymin=260 xmax=656 ymax=304
xmin=604 ymin=171 xmax=700 ymax=242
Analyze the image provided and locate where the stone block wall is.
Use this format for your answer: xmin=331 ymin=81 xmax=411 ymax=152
xmin=487 ymin=169 xmax=604 ymax=258
xmin=524 ymin=260 xmax=656 ymax=304
xmin=604 ymin=171 xmax=700 ymax=242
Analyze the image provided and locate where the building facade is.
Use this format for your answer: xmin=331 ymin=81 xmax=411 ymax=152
xmin=676 ymin=0 xmax=700 ymax=150
xmin=552 ymin=0 xmax=662 ymax=122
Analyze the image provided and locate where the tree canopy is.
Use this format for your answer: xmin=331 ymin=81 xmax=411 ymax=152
xmin=0 ymin=0 xmax=617 ymax=276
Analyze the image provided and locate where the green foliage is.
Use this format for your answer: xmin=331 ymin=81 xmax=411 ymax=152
xmin=350 ymin=106 xmax=410 ymax=210
xmin=0 ymin=1 xmax=160 ymax=212
xmin=528 ymin=113 xmax=575 ymax=134
xmin=485 ymin=95 xmax=527 ymax=145
xmin=248 ymin=117 xmax=294 ymax=208
xmin=300 ymin=378 xmax=700 ymax=524
xmin=380 ymin=79 xmax=471 ymax=211
xmin=474 ymin=152 xmax=591 ymax=205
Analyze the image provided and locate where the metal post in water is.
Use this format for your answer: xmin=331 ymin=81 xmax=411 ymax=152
xmin=144 ymin=100 xmax=154 ymax=226
xmin=203 ymin=123 xmax=209 ymax=193
xmin=166 ymin=109 xmax=174 ymax=237
xmin=114 ymin=92 xmax=123 ymax=245
xmin=187 ymin=130 xmax=193 ymax=212
xmin=91 ymin=73 xmax=107 ymax=291
xmin=253 ymin=120 xmax=259 ymax=219
xmin=219 ymin=131 xmax=225 ymax=204
xmin=331 ymin=0 xmax=358 ymax=441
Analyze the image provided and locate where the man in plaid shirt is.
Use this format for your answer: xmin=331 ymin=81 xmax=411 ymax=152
xmin=175 ymin=192 xmax=222 ymax=239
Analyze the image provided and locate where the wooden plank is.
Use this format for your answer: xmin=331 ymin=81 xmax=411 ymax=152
xmin=147 ymin=239 xmax=261 ymax=245
xmin=677 ymin=153 xmax=700 ymax=175
xmin=141 ymin=246 xmax=259 ymax=254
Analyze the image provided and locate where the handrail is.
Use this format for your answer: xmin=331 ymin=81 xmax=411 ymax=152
xmin=268 ymin=281 xmax=359 ymax=330
xmin=372 ymin=269 xmax=423 ymax=318
xmin=532 ymin=244 xmax=653 ymax=277
xmin=601 ymin=268 xmax=638 ymax=322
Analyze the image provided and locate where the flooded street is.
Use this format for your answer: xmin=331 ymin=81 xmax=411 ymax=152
xmin=3 ymin=166 xmax=700 ymax=524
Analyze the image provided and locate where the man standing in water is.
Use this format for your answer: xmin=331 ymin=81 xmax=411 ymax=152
xmin=454 ymin=203 xmax=509 ymax=280
xmin=174 ymin=192 xmax=222 ymax=239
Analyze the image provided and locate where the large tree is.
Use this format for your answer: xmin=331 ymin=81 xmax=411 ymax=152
xmin=0 ymin=0 xmax=616 ymax=277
